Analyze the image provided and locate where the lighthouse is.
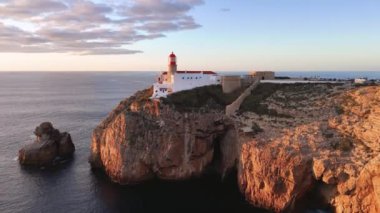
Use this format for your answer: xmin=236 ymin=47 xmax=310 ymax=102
xmin=151 ymin=52 xmax=220 ymax=98
xmin=168 ymin=52 xmax=177 ymax=83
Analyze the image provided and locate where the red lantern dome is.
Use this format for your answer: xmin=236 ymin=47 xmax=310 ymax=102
xmin=168 ymin=52 xmax=177 ymax=65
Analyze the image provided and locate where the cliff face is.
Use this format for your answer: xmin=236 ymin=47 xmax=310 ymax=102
xmin=90 ymin=84 xmax=380 ymax=212
xmin=237 ymin=85 xmax=380 ymax=212
xmin=89 ymin=88 xmax=238 ymax=184
xmin=328 ymin=86 xmax=380 ymax=212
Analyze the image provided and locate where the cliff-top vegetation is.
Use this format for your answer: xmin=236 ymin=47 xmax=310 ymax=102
xmin=162 ymin=85 xmax=246 ymax=112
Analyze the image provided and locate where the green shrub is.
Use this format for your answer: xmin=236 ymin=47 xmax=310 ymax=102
xmin=334 ymin=105 xmax=344 ymax=115
xmin=240 ymin=83 xmax=286 ymax=113
xmin=162 ymin=85 xmax=245 ymax=112
xmin=339 ymin=138 xmax=353 ymax=152
xmin=251 ymin=122 xmax=263 ymax=134
xmin=323 ymin=131 xmax=334 ymax=138
xmin=332 ymin=137 xmax=353 ymax=152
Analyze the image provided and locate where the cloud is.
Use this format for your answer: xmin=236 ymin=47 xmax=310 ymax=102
xmin=138 ymin=16 xmax=201 ymax=33
xmin=220 ymin=8 xmax=230 ymax=12
xmin=0 ymin=0 xmax=204 ymax=55
xmin=0 ymin=0 xmax=67 ymax=18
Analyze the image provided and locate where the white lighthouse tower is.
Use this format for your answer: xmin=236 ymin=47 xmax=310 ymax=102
xmin=167 ymin=52 xmax=177 ymax=83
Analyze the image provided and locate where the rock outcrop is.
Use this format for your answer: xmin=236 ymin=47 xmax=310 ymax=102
xmin=326 ymin=86 xmax=380 ymax=213
xmin=239 ymin=137 xmax=315 ymax=212
xmin=90 ymin=84 xmax=380 ymax=212
xmin=237 ymin=85 xmax=380 ymax=212
xmin=89 ymin=88 xmax=237 ymax=184
xmin=19 ymin=122 xmax=75 ymax=166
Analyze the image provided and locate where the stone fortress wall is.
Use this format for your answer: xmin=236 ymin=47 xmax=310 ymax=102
xmin=250 ymin=71 xmax=275 ymax=80
xmin=222 ymin=76 xmax=242 ymax=93
xmin=222 ymin=71 xmax=273 ymax=95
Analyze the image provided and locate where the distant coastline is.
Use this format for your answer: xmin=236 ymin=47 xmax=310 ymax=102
xmin=218 ymin=71 xmax=380 ymax=80
xmin=1 ymin=71 xmax=380 ymax=79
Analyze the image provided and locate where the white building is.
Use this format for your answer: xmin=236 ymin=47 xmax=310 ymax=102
xmin=354 ymin=78 xmax=367 ymax=84
xmin=152 ymin=52 xmax=220 ymax=98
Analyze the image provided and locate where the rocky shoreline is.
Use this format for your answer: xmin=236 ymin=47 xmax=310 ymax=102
xmin=89 ymin=84 xmax=380 ymax=212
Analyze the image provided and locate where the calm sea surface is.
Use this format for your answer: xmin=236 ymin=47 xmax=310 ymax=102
xmin=0 ymin=71 xmax=379 ymax=213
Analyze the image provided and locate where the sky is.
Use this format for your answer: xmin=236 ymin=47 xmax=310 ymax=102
xmin=0 ymin=0 xmax=379 ymax=72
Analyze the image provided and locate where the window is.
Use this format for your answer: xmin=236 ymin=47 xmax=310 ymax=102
xmin=182 ymin=77 xmax=185 ymax=79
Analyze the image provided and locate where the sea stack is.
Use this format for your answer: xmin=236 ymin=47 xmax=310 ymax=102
xmin=19 ymin=122 xmax=75 ymax=166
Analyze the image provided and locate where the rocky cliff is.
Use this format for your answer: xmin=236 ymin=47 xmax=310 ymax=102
xmin=89 ymin=84 xmax=380 ymax=212
xmin=89 ymin=87 xmax=238 ymax=184
xmin=237 ymin=84 xmax=380 ymax=212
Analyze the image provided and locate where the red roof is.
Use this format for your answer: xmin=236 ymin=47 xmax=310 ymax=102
xmin=169 ymin=52 xmax=176 ymax=57
xmin=162 ymin=71 xmax=217 ymax=75
xmin=203 ymin=71 xmax=217 ymax=74
xmin=176 ymin=71 xmax=217 ymax=75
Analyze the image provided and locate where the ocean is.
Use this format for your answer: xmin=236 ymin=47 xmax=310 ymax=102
xmin=0 ymin=71 xmax=379 ymax=213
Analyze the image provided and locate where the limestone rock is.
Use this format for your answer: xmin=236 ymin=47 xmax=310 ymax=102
xmin=239 ymin=141 xmax=314 ymax=212
xmin=89 ymin=89 xmax=236 ymax=184
xmin=58 ymin=132 xmax=75 ymax=157
xmin=19 ymin=122 xmax=75 ymax=166
xmin=19 ymin=139 xmax=58 ymax=166
xmin=236 ymin=85 xmax=380 ymax=212
xmin=313 ymin=158 xmax=330 ymax=180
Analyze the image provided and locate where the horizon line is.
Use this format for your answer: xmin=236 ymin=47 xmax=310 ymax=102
xmin=0 ymin=70 xmax=380 ymax=73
